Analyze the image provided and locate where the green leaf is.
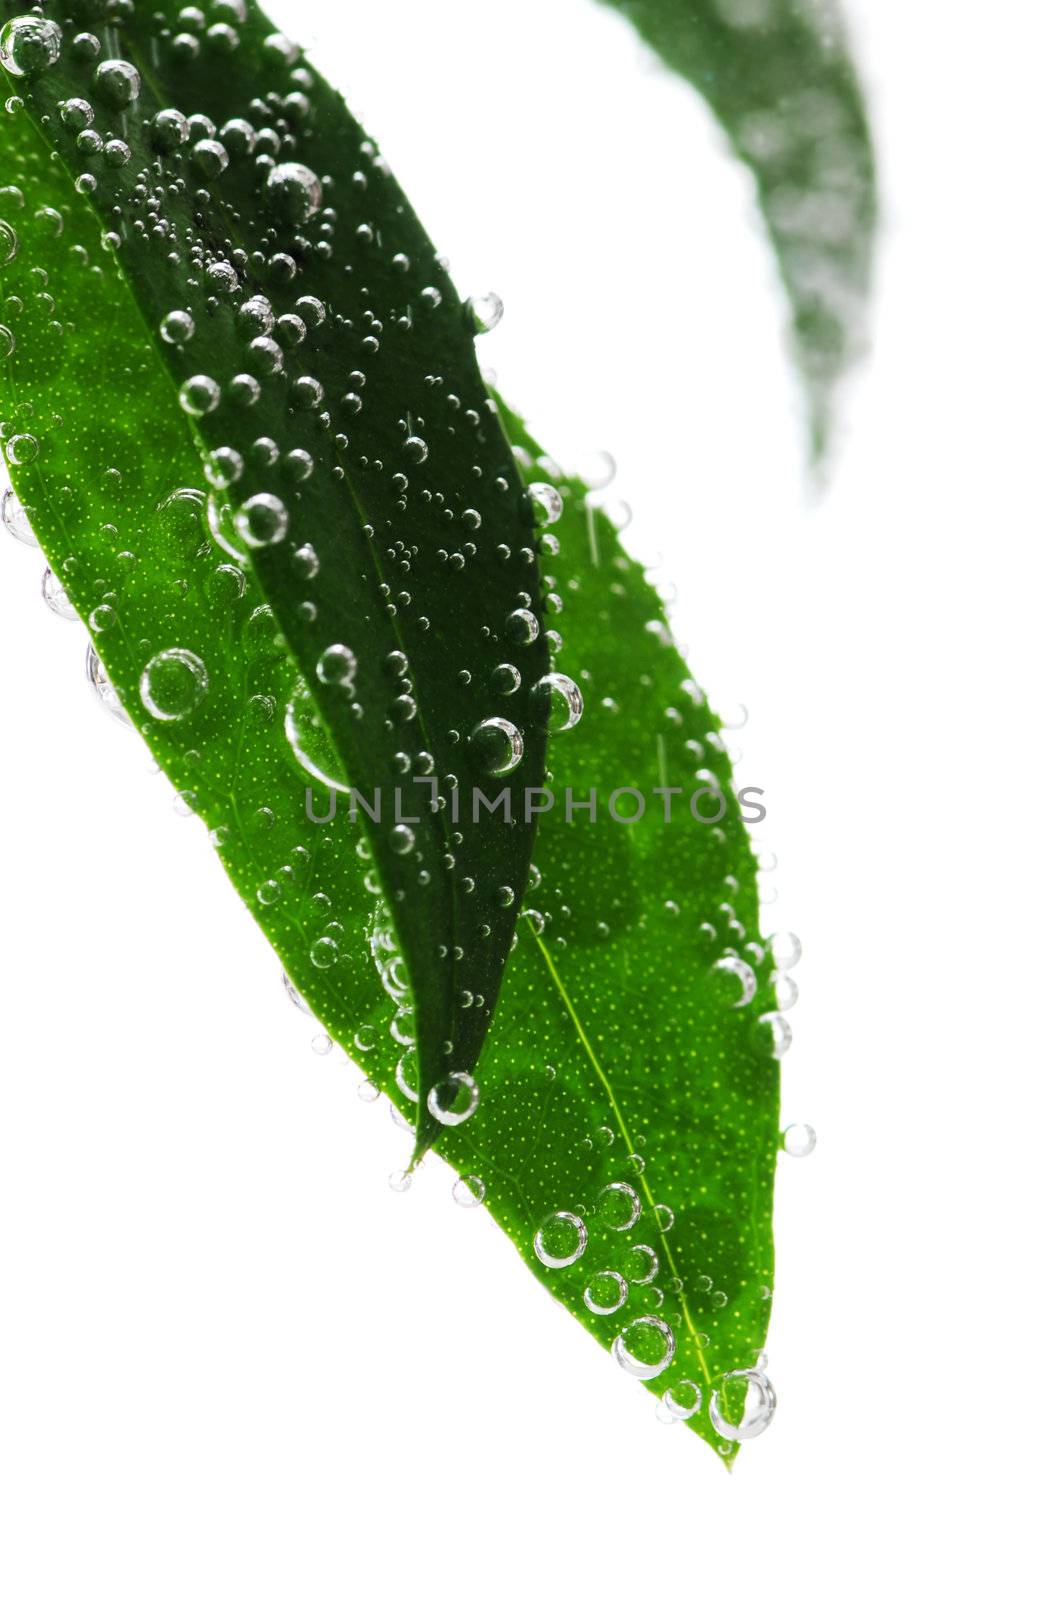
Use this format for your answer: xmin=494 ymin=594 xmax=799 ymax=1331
xmin=422 ymin=397 xmax=786 ymax=1465
xmin=597 ymin=0 xmax=876 ymax=458
xmin=2 ymin=3 xmax=786 ymax=1465
xmin=0 ymin=0 xmax=552 ymax=1150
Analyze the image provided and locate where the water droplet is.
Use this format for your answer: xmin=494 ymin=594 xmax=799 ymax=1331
xmin=654 ymin=1204 xmax=675 ymax=1232
xmin=85 ymin=644 xmax=131 ymax=725
xmin=160 ymin=309 xmax=195 ymax=345
xmin=709 ymin=1367 xmax=777 ymax=1442
xmin=41 ymin=567 xmax=76 ymax=619
xmin=94 ymin=58 xmax=141 ymax=107
xmin=598 ymin=1181 xmax=641 ymax=1231
xmin=427 ymin=1071 xmax=479 ymax=1126
xmin=584 ymin=1270 xmax=629 ymax=1315
xmin=625 ymin=1244 xmax=659 ymax=1284
xmin=531 ymin=671 xmax=584 ymax=733
xmin=661 ymin=1379 xmax=702 ymax=1421
xmin=388 ymin=1168 xmax=413 ymax=1194
xmin=266 ymin=161 xmax=323 ymax=223
xmin=403 ymin=435 xmax=429 ymax=465
xmin=5 ymin=432 xmax=38 ymax=466
xmin=471 ymin=716 xmax=524 ymax=775
xmin=283 ymin=680 xmax=349 ymax=790
xmin=533 ymin=1210 xmax=588 ymax=1268
xmin=452 ymin=1174 xmax=485 ymax=1208
xmin=88 ymin=604 xmax=116 ymax=634
xmin=491 ymin=662 xmax=521 ymax=695
xmin=772 ymin=970 xmax=798 ymax=1010
xmin=316 ymin=642 xmax=358 ymax=690
xmin=283 ymin=971 xmax=311 ymax=1014
xmin=466 ymin=291 xmax=504 ymax=333
xmin=139 ymin=648 xmax=209 ymax=721
xmin=178 ymin=374 xmax=221 ymax=416
xmin=2 ymin=486 xmax=36 ymax=545
xmin=310 ymin=936 xmax=339 ymax=969
xmin=769 ymin=930 xmax=802 ymax=970
xmin=782 ymin=1122 xmax=816 ymax=1157
xmin=0 ymin=16 xmax=62 ymax=77
xmin=505 ymin=607 xmax=540 ymax=646
xmin=528 ymin=481 xmax=563 ymax=526
xmin=612 ymin=1315 xmax=676 ymax=1380
xmin=759 ymin=1011 xmax=792 ymax=1057
xmin=236 ymin=492 xmax=288 ymax=546
xmin=713 ymin=954 xmax=756 ymax=1007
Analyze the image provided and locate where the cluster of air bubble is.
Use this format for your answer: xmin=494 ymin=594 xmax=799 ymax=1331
xmin=1 ymin=10 xmax=792 ymax=1461
xmin=0 ymin=4 xmax=590 ymax=1063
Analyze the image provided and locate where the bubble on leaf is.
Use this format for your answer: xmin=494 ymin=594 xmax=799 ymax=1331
xmin=266 ymin=161 xmax=323 ymax=224
xmin=0 ymin=16 xmax=62 ymax=77
xmin=708 ymin=1367 xmax=777 ymax=1442
xmin=533 ymin=1211 xmax=588 ymax=1269
xmin=612 ymin=1316 xmax=676 ymax=1380
xmin=531 ymin=671 xmax=584 ymax=733
xmin=139 ymin=648 xmax=209 ymax=721
xmin=782 ymin=1122 xmax=816 ymax=1157
xmin=452 ymin=1175 xmax=485 ymax=1208
xmin=471 ymin=716 xmax=524 ymax=775
xmin=427 ymin=1071 xmax=479 ymax=1126
xmin=284 ymin=680 xmax=350 ymax=791
xmin=584 ymin=1270 xmax=628 ymax=1315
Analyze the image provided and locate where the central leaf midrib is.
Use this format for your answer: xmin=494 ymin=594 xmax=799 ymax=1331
xmin=531 ymin=932 xmax=718 ymax=1408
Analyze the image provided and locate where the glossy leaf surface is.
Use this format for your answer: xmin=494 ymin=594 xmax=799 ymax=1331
xmin=2 ymin=2 xmax=787 ymax=1464
xmin=0 ymin=0 xmax=550 ymax=1146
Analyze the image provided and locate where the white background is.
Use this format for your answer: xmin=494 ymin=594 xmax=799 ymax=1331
xmin=1 ymin=1 xmax=1059 ymax=1594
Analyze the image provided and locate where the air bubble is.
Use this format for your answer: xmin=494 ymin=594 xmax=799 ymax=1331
xmin=531 ymin=671 xmax=584 ymax=733
xmin=662 ymin=1380 xmax=702 ymax=1421
xmin=284 ymin=680 xmax=350 ymax=790
xmin=466 ymin=291 xmax=504 ymax=333
xmin=598 ymin=1181 xmax=641 ymax=1231
xmin=427 ymin=1071 xmax=479 ymax=1126
xmin=528 ymin=482 xmax=563 ymax=526
xmin=708 ymin=1367 xmax=777 ymax=1442
xmin=41 ymin=567 xmax=76 ymax=619
xmin=584 ymin=1270 xmax=628 ymax=1315
xmin=782 ymin=1122 xmax=816 ymax=1157
xmin=504 ymin=607 xmax=540 ymax=646
xmin=178 ymin=374 xmax=221 ymax=416
xmin=86 ymin=644 xmax=131 ymax=725
xmin=471 ymin=716 xmax=524 ymax=775
xmin=0 ymin=16 xmax=62 ymax=77
xmin=139 ymin=648 xmax=209 ymax=721
xmin=236 ymin=492 xmax=288 ymax=546
xmin=533 ymin=1211 xmax=588 ymax=1268
xmin=2 ymin=486 xmax=36 ymax=546
xmin=713 ymin=954 xmax=757 ymax=1007
xmin=266 ymin=161 xmax=323 ymax=223
xmin=160 ymin=309 xmax=195 ymax=345
xmin=316 ymin=643 xmax=358 ymax=691
xmin=94 ymin=58 xmax=141 ymax=106
xmin=759 ymin=1011 xmax=792 ymax=1057
xmin=452 ymin=1175 xmax=485 ymax=1208
xmin=612 ymin=1316 xmax=676 ymax=1380
xmin=769 ymin=930 xmax=802 ymax=970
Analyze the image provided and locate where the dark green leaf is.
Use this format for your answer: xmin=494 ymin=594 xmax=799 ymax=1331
xmin=423 ymin=397 xmax=786 ymax=1464
xmin=598 ymin=0 xmax=876 ymax=457
xmin=2 ymin=2 xmax=786 ymax=1465
xmin=0 ymin=0 xmax=552 ymax=1148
